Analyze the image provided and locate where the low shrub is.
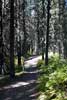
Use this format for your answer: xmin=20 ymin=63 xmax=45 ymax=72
xmin=38 ymin=55 xmax=67 ymax=100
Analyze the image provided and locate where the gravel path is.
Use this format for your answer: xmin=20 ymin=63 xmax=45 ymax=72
xmin=0 ymin=56 xmax=40 ymax=100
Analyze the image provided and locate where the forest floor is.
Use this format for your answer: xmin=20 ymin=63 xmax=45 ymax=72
xmin=0 ymin=56 xmax=41 ymax=100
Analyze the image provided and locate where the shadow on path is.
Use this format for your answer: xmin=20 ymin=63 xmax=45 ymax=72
xmin=0 ymin=66 xmax=39 ymax=100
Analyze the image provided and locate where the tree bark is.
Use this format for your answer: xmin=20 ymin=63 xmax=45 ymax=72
xmin=37 ymin=12 xmax=40 ymax=55
xmin=42 ymin=0 xmax=45 ymax=60
xmin=10 ymin=0 xmax=15 ymax=78
xmin=0 ymin=0 xmax=3 ymax=74
xmin=17 ymin=36 xmax=21 ymax=66
xmin=45 ymin=0 xmax=50 ymax=65
xmin=22 ymin=0 xmax=27 ymax=57
xmin=17 ymin=0 xmax=21 ymax=66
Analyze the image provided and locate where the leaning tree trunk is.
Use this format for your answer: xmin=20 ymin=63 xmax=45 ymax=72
xmin=45 ymin=0 xmax=50 ymax=65
xmin=10 ymin=0 xmax=15 ymax=78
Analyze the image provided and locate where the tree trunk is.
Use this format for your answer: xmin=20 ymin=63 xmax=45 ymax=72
xmin=42 ymin=0 xmax=45 ymax=60
xmin=0 ymin=0 xmax=3 ymax=74
xmin=10 ymin=0 xmax=15 ymax=78
xmin=45 ymin=0 xmax=50 ymax=65
xmin=42 ymin=40 xmax=44 ymax=60
xmin=22 ymin=0 xmax=27 ymax=57
xmin=37 ymin=12 xmax=40 ymax=55
xmin=17 ymin=36 xmax=21 ymax=66
xmin=62 ymin=1 xmax=67 ymax=59
xmin=17 ymin=0 xmax=21 ymax=66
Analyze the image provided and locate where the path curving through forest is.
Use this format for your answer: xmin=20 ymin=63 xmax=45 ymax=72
xmin=0 ymin=56 xmax=41 ymax=100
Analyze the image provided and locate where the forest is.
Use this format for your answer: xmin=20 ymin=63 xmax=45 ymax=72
xmin=0 ymin=0 xmax=67 ymax=100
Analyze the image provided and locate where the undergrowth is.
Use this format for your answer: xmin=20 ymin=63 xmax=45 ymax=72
xmin=37 ymin=54 xmax=67 ymax=100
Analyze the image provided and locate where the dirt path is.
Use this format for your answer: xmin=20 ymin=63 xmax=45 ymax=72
xmin=0 ymin=56 xmax=40 ymax=100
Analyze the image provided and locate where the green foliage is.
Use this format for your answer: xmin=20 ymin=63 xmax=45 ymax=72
xmin=5 ymin=56 xmax=10 ymax=66
xmin=15 ymin=65 xmax=23 ymax=73
xmin=15 ymin=56 xmax=24 ymax=73
xmin=5 ymin=56 xmax=10 ymax=74
xmin=4 ymin=56 xmax=24 ymax=74
xmin=24 ymin=50 xmax=33 ymax=58
xmin=38 ymin=55 xmax=67 ymax=100
xmin=37 ymin=60 xmax=45 ymax=69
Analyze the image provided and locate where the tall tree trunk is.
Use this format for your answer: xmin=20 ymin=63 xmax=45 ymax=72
xmin=62 ymin=1 xmax=67 ymax=59
xmin=58 ymin=0 xmax=63 ymax=58
xmin=35 ymin=1 xmax=40 ymax=55
xmin=45 ymin=0 xmax=50 ymax=65
xmin=42 ymin=0 xmax=45 ymax=60
xmin=17 ymin=0 xmax=21 ymax=66
xmin=42 ymin=40 xmax=44 ymax=60
xmin=10 ymin=0 xmax=15 ymax=78
xmin=37 ymin=12 xmax=40 ymax=55
xmin=22 ymin=0 xmax=27 ymax=57
xmin=0 ymin=0 xmax=3 ymax=74
xmin=17 ymin=36 xmax=21 ymax=66
xmin=15 ymin=0 xmax=21 ymax=66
